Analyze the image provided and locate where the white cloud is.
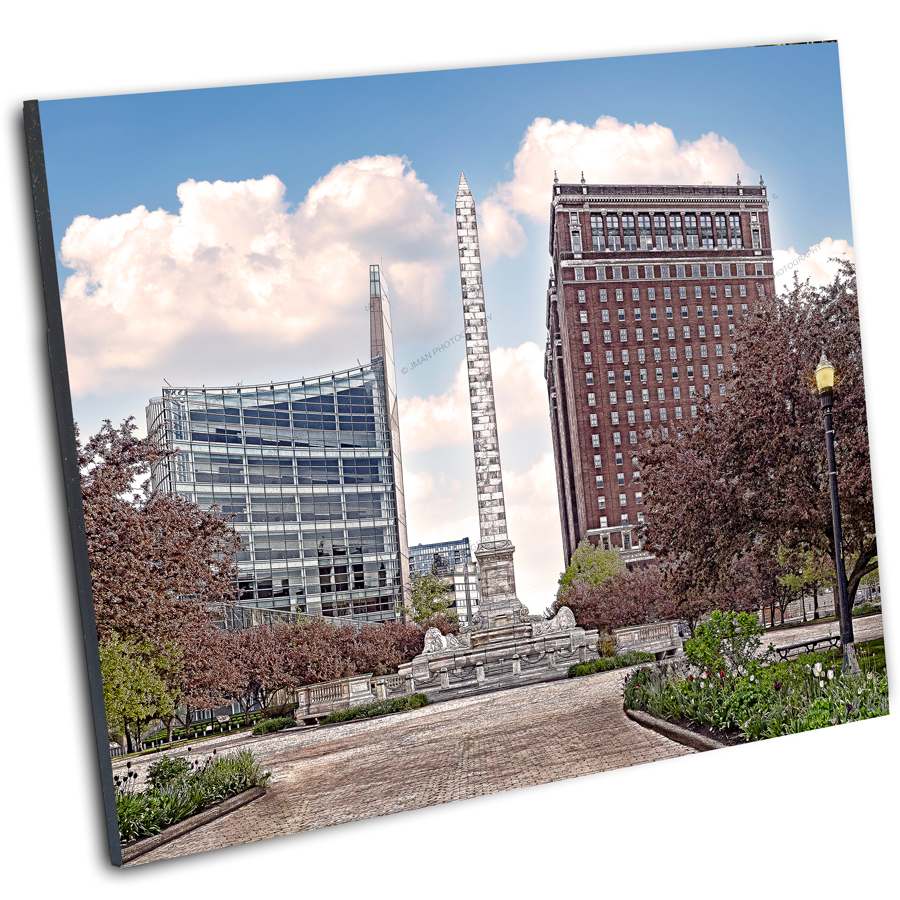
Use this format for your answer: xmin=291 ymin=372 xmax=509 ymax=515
xmin=773 ymin=237 xmax=854 ymax=294
xmin=59 ymin=156 xmax=456 ymax=398
xmin=399 ymin=341 xmax=547 ymax=452
xmin=479 ymin=116 xmax=754 ymax=260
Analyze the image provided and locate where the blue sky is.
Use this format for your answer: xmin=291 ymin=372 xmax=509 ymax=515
xmin=39 ymin=41 xmax=856 ymax=601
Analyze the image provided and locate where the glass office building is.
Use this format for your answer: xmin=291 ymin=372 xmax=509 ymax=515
xmin=409 ymin=538 xmax=472 ymax=576
xmin=146 ymin=266 xmax=409 ymax=622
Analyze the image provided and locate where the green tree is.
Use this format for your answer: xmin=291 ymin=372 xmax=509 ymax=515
xmin=408 ymin=571 xmax=457 ymax=625
xmin=777 ymin=546 xmax=835 ymax=622
xmin=99 ymin=633 xmax=177 ymax=753
xmin=557 ymin=540 xmax=625 ymax=598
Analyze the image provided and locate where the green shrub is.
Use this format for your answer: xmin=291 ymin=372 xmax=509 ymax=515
xmin=567 ymin=651 xmax=656 ymax=678
xmin=684 ymin=610 xmax=773 ymax=675
xmin=115 ymin=749 xmax=271 ymax=844
xmin=321 ymin=693 xmax=428 ymax=724
xmin=852 ymin=602 xmax=881 ymax=617
xmin=251 ymin=716 xmax=295 ymax=735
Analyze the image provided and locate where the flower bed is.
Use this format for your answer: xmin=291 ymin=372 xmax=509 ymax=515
xmin=623 ymin=638 xmax=889 ymax=743
xmin=115 ymin=749 xmax=271 ymax=844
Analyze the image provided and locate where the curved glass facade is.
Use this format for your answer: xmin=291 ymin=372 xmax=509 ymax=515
xmin=147 ymin=360 xmax=403 ymax=621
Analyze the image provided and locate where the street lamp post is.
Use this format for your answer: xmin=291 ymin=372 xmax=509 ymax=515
xmin=814 ymin=352 xmax=859 ymax=675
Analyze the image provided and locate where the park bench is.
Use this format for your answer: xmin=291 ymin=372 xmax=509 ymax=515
xmin=774 ymin=634 xmax=841 ymax=662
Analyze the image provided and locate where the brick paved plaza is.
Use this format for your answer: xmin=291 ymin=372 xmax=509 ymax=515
xmin=124 ymin=614 xmax=884 ymax=867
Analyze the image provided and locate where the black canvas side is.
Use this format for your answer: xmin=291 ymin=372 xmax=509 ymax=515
xmin=23 ymin=99 xmax=123 ymax=868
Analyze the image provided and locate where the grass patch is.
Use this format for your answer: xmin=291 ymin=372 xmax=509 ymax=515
xmin=320 ymin=694 xmax=428 ymax=724
xmin=852 ymin=603 xmax=882 ymax=618
xmin=115 ymin=749 xmax=271 ymax=844
xmin=567 ymin=651 xmax=656 ymax=678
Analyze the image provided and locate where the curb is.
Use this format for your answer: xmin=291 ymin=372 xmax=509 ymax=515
xmin=624 ymin=708 xmax=727 ymax=752
xmin=121 ymin=786 xmax=267 ymax=865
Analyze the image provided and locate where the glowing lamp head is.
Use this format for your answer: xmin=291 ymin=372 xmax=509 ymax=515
xmin=815 ymin=352 xmax=835 ymax=395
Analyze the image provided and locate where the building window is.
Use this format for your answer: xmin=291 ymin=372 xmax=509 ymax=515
xmin=594 ymin=454 xmax=603 ymax=468
xmin=605 ymin=350 xmax=614 ymax=364
xmin=665 ymin=307 xmax=673 ymax=320
xmin=603 ymin=330 xmax=611 ymax=343
xmin=671 ymin=366 xmax=679 ymax=379
xmin=613 ymin=266 xmax=622 ymax=279
xmin=618 ymin=308 xmax=626 ymax=322
xmin=715 ymin=344 xmax=723 ymax=357
xmin=580 ymin=310 xmax=588 ymax=323
xmin=679 ymin=286 xmax=687 ymax=299
xmin=742 ymin=303 xmax=749 ymax=315
xmin=596 ymin=266 xmax=606 ymax=280
xmin=717 ymin=363 xmax=725 ymax=377
xmin=652 ymin=328 xmax=660 ymax=341
xmin=615 ymin=452 xmax=623 ymax=466
xmin=611 ymin=412 xmax=619 ymax=425
xmin=629 ymin=431 xmax=637 ymax=445
xmin=586 ymin=372 xmax=594 ymax=385
xmin=584 ymin=351 xmax=592 ymax=365
xmin=709 ymin=285 xmax=717 ymax=298
xmin=661 ymin=266 xmax=670 ymax=278
xmin=638 ymin=349 xmax=646 ymax=363
xmin=694 ymin=286 xmax=702 ymax=299
xmin=663 ymin=287 xmax=671 ymax=301
xmin=683 ymin=326 xmax=691 ymax=339
xmin=702 ymin=364 xmax=709 ymax=380
xmin=647 ymin=288 xmax=655 ymax=301
xmin=644 ymin=266 xmax=654 ymax=278
xmin=583 ymin=331 xmax=592 ymax=344
xmin=578 ymin=290 xmax=586 ymax=303
xmin=739 ymin=284 xmax=747 ymax=297
xmin=655 ymin=367 xmax=663 ymax=381
xmin=592 ymin=434 xmax=600 ymax=448
xmin=669 ymin=346 xmax=677 ymax=359
xmin=622 ymin=351 xmax=631 ymax=366
xmin=675 ymin=406 xmax=683 ymax=419
xmin=698 ymin=325 xmax=706 ymax=339
xmin=630 ymin=288 xmax=639 ymax=302
xmin=689 ymin=385 xmax=697 ymax=398
xmin=660 ymin=409 xmax=667 ymax=422
xmin=727 ymin=304 xmax=734 ymax=317
xmin=656 ymin=387 xmax=665 ymax=401
xmin=598 ymin=496 xmax=606 ymax=509
xmin=673 ymin=386 xmax=681 ymax=400
xmin=621 ymin=517 xmax=630 ymax=531
xmin=635 ymin=492 xmax=643 ymax=505
xmin=600 ymin=289 xmax=608 ymax=301
xmin=685 ymin=346 xmax=693 ymax=360
xmin=722 ymin=263 xmax=731 ymax=276
xmin=596 ymin=473 xmax=604 ymax=487
xmin=711 ymin=305 xmax=719 ymax=317
xmin=692 ymin=265 xmax=701 ymax=278
xmin=602 ymin=309 xmax=610 ymax=322
xmin=613 ymin=432 xmax=621 ymax=445
xmin=736 ymin=264 xmax=745 ymax=276
xmin=616 ymin=289 xmax=624 ymax=302
xmin=696 ymin=306 xmax=704 ymax=318
xmin=643 ymin=408 xmax=651 ymax=423
xmin=627 ymin=410 xmax=636 ymax=425
xmin=755 ymin=264 xmax=764 ymax=277
xmin=625 ymin=390 xmax=634 ymax=404
xmin=590 ymin=413 xmax=598 ymax=427
xmin=619 ymin=329 xmax=628 ymax=342
xmin=575 ymin=267 xmax=584 ymax=281
xmin=619 ymin=493 xmax=627 ymax=507
xmin=707 ymin=265 xmax=716 ymax=277
xmin=667 ymin=326 xmax=676 ymax=340
xmin=629 ymin=266 xmax=638 ymax=279
xmin=681 ymin=305 xmax=689 ymax=319
xmin=687 ymin=365 xmax=695 ymax=379
xmin=635 ymin=327 xmax=644 ymax=341
xmin=641 ymin=388 xmax=650 ymax=402
xmin=676 ymin=265 xmax=686 ymax=278
xmin=588 ymin=392 xmax=596 ymax=406
xmin=713 ymin=324 xmax=721 ymax=337
xmin=609 ymin=391 xmax=617 ymax=404
xmin=691 ymin=405 xmax=698 ymax=418
xmin=704 ymin=384 xmax=711 ymax=397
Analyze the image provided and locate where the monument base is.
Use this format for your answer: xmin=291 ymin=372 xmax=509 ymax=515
xmin=393 ymin=607 xmax=600 ymax=703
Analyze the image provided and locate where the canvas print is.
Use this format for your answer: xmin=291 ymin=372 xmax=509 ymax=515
xmin=26 ymin=41 xmax=886 ymax=867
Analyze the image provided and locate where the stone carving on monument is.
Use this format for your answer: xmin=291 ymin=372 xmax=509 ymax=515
xmin=392 ymin=174 xmax=600 ymax=703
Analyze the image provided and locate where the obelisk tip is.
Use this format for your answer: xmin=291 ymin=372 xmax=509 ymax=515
xmin=457 ymin=171 xmax=470 ymax=195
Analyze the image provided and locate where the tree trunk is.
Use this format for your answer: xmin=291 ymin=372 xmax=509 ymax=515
xmin=813 ymin=585 xmax=819 ymax=620
xmin=123 ymin=717 xmax=133 ymax=754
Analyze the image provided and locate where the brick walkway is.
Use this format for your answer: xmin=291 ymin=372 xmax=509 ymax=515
xmin=126 ymin=614 xmax=884 ymax=866
xmin=128 ymin=667 xmax=693 ymax=866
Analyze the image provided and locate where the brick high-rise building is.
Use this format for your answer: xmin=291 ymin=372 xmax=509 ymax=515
xmin=545 ymin=176 xmax=776 ymax=567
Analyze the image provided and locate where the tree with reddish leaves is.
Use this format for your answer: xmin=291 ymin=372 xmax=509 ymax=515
xmin=640 ymin=262 xmax=875 ymax=619
xmin=549 ymin=565 xmax=674 ymax=635
xmin=78 ymin=417 xmax=242 ymax=646
xmin=229 ymin=624 xmax=299 ymax=719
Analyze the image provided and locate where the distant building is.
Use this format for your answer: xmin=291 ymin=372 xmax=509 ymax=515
xmin=545 ymin=177 xmax=776 ymax=567
xmin=409 ymin=538 xmax=481 ymax=624
xmin=146 ymin=265 xmax=409 ymax=622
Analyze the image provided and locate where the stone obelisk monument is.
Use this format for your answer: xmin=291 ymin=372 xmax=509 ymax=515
xmin=455 ymin=172 xmax=527 ymax=629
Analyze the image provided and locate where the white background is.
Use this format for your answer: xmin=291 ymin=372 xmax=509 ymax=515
xmin=1 ymin=3 xmax=896 ymax=896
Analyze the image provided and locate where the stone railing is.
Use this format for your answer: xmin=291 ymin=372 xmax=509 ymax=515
xmin=295 ymin=673 xmax=377 ymax=724
xmin=613 ymin=620 xmax=682 ymax=657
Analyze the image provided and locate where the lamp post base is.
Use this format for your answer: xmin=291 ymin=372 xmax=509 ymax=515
xmin=842 ymin=642 xmax=860 ymax=676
